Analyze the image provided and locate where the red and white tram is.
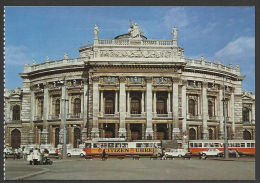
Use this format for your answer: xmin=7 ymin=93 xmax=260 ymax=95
xmin=84 ymin=138 xmax=162 ymax=156
xmin=188 ymin=140 xmax=255 ymax=155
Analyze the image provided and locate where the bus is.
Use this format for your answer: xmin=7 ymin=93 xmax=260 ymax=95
xmin=188 ymin=140 xmax=255 ymax=155
xmin=84 ymin=138 xmax=162 ymax=156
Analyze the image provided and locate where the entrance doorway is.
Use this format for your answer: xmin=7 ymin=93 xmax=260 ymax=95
xmin=189 ymin=128 xmax=196 ymax=140
xmin=74 ymin=128 xmax=80 ymax=148
xmin=11 ymin=129 xmax=21 ymax=149
xmin=104 ymin=127 xmax=114 ymax=138
xmin=55 ymin=128 xmax=60 ymax=147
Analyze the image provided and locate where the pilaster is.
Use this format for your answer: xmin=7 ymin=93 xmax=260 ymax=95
xmin=202 ymin=81 xmax=209 ymax=139
xmin=172 ymin=76 xmax=180 ymax=139
xmin=118 ymin=76 xmax=127 ymax=138
xmin=145 ymin=77 xmax=153 ymax=139
xmin=91 ymin=76 xmax=100 ymax=138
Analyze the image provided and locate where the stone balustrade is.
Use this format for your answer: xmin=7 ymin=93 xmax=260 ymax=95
xmin=97 ymin=39 xmax=173 ymax=46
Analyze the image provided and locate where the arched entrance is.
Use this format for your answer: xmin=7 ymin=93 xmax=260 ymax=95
xmin=104 ymin=127 xmax=114 ymax=138
xmin=55 ymin=128 xmax=60 ymax=148
xmin=131 ymin=127 xmax=141 ymax=140
xmin=209 ymin=129 xmax=213 ymax=140
xmin=243 ymin=130 xmax=251 ymax=140
xmin=157 ymin=127 xmax=167 ymax=140
xmin=11 ymin=129 xmax=21 ymax=149
xmin=189 ymin=128 xmax=196 ymax=140
xmin=74 ymin=128 xmax=80 ymax=148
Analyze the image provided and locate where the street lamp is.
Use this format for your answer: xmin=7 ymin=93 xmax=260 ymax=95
xmin=222 ymin=76 xmax=230 ymax=159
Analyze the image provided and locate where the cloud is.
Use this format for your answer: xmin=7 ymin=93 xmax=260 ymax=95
xmin=5 ymin=45 xmax=29 ymax=65
xmin=215 ymin=37 xmax=255 ymax=61
xmin=162 ymin=7 xmax=190 ymax=29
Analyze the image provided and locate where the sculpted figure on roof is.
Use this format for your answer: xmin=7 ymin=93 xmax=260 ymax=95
xmin=94 ymin=24 xmax=99 ymax=39
xmin=128 ymin=19 xmax=141 ymax=39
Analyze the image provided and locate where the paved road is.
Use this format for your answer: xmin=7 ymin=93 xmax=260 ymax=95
xmin=4 ymin=155 xmax=255 ymax=180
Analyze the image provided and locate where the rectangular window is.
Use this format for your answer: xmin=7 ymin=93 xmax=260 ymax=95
xmin=136 ymin=143 xmax=142 ymax=148
xmin=251 ymin=143 xmax=254 ymax=148
xmin=214 ymin=143 xmax=219 ymax=147
xmin=108 ymin=143 xmax=114 ymax=148
xmin=85 ymin=143 xmax=91 ymax=148
xmin=115 ymin=143 xmax=121 ymax=148
xmin=204 ymin=143 xmax=208 ymax=147
xmin=190 ymin=143 xmax=193 ymax=147
xmin=199 ymin=143 xmax=202 ymax=147
xmin=241 ymin=143 xmax=245 ymax=147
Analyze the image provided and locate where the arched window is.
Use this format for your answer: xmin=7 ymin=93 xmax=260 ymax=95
xmin=189 ymin=128 xmax=196 ymax=140
xmin=131 ymin=97 xmax=140 ymax=114
xmin=208 ymin=101 xmax=213 ymax=117
xmin=243 ymin=107 xmax=249 ymax=122
xmin=13 ymin=105 xmax=20 ymax=120
xmin=55 ymin=99 xmax=60 ymax=116
xmin=74 ymin=98 xmax=81 ymax=115
xmin=157 ymin=97 xmax=166 ymax=114
xmin=105 ymin=97 xmax=114 ymax=114
xmin=243 ymin=130 xmax=251 ymax=140
xmin=188 ymin=99 xmax=195 ymax=116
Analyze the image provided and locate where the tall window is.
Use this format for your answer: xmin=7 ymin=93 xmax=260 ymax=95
xmin=157 ymin=98 xmax=165 ymax=114
xmin=243 ymin=107 xmax=249 ymax=122
xmin=13 ymin=105 xmax=20 ymax=120
xmin=188 ymin=99 xmax=195 ymax=116
xmin=74 ymin=98 xmax=81 ymax=115
xmin=131 ymin=98 xmax=140 ymax=114
xmin=105 ymin=97 xmax=114 ymax=114
xmin=55 ymin=99 xmax=60 ymax=116
xmin=209 ymin=129 xmax=213 ymax=140
xmin=208 ymin=101 xmax=213 ymax=117
xmin=39 ymin=100 xmax=43 ymax=118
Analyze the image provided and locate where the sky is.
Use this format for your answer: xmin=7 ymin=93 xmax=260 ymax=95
xmin=4 ymin=6 xmax=255 ymax=93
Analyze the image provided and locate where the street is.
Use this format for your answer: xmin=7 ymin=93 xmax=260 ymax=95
xmin=4 ymin=155 xmax=255 ymax=180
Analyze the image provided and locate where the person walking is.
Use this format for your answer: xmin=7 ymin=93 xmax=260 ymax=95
xmin=22 ymin=147 xmax=27 ymax=159
xmin=58 ymin=148 xmax=62 ymax=160
xmin=101 ymin=149 xmax=106 ymax=160
xmin=13 ymin=148 xmax=18 ymax=160
xmin=161 ymin=148 xmax=166 ymax=160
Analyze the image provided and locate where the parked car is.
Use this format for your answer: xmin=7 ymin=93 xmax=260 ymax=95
xmin=164 ymin=148 xmax=188 ymax=157
xmin=5 ymin=148 xmax=13 ymax=155
xmin=217 ymin=149 xmax=243 ymax=157
xmin=199 ymin=148 xmax=223 ymax=156
xmin=67 ymin=148 xmax=86 ymax=157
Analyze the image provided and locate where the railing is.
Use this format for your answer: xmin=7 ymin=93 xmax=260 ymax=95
xmin=130 ymin=114 xmax=142 ymax=117
xmin=189 ymin=115 xmax=200 ymax=119
xmin=155 ymin=114 xmax=169 ymax=117
xmin=34 ymin=116 xmax=43 ymax=121
xmin=10 ymin=120 xmax=21 ymax=124
xmin=69 ymin=115 xmax=81 ymax=119
xmin=97 ymin=39 xmax=173 ymax=46
xmin=209 ymin=116 xmax=217 ymax=120
xmin=104 ymin=114 xmax=115 ymax=117
xmin=51 ymin=115 xmax=60 ymax=120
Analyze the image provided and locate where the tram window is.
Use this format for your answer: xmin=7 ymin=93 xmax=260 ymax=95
xmin=199 ymin=143 xmax=202 ymax=147
xmin=190 ymin=143 xmax=193 ymax=147
xmin=246 ymin=143 xmax=250 ymax=148
xmin=214 ymin=143 xmax=219 ymax=147
xmin=251 ymin=143 xmax=254 ymax=148
xmin=136 ymin=143 xmax=142 ymax=147
xmin=241 ymin=143 xmax=245 ymax=147
xmin=122 ymin=143 xmax=128 ymax=148
xmin=108 ymin=143 xmax=114 ymax=148
xmin=236 ymin=143 xmax=240 ymax=147
xmin=210 ymin=143 xmax=214 ymax=147
xmin=93 ymin=143 xmax=99 ymax=148
xmin=144 ymin=143 xmax=149 ymax=147
xmin=115 ymin=143 xmax=121 ymax=148
xmin=86 ymin=143 xmax=91 ymax=148
xmin=194 ymin=143 xmax=198 ymax=147
xmin=204 ymin=143 xmax=208 ymax=147
xmin=178 ymin=143 xmax=182 ymax=148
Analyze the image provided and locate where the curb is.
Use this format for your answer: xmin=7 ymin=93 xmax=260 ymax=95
xmin=7 ymin=168 xmax=50 ymax=180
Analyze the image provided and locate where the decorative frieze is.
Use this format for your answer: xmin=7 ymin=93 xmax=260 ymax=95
xmin=100 ymin=50 xmax=172 ymax=58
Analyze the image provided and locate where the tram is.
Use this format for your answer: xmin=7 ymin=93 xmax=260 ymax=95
xmin=188 ymin=140 xmax=255 ymax=155
xmin=84 ymin=138 xmax=162 ymax=156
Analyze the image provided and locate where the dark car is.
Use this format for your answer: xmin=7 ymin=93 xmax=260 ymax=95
xmin=217 ymin=149 xmax=243 ymax=157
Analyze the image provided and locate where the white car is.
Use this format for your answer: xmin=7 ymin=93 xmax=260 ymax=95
xmin=67 ymin=148 xmax=86 ymax=157
xmin=165 ymin=148 xmax=188 ymax=157
xmin=199 ymin=148 xmax=223 ymax=156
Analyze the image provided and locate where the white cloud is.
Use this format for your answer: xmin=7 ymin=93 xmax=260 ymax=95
xmin=162 ymin=7 xmax=190 ymax=29
xmin=5 ymin=45 xmax=29 ymax=65
xmin=215 ymin=37 xmax=255 ymax=61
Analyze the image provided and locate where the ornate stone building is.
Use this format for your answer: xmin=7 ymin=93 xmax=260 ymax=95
xmin=4 ymin=21 xmax=255 ymax=150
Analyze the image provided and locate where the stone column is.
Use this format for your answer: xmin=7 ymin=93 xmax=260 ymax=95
xmin=29 ymin=91 xmax=35 ymax=144
xmin=145 ymin=77 xmax=153 ymax=139
xmin=230 ymin=89 xmax=235 ymax=137
xmin=141 ymin=91 xmax=145 ymax=116
xmin=118 ymin=77 xmax=127 ymax=138
xmin=153 ymin=91 xmax=157 ymax=117
xmin=252 ymin=100 xmax=255 ymax=124
xmin=115 ymin=90 xmax=118 ymax=114
xmin=127 ymin=90 xmax=130 ymax=117
xmin=202 ymin=82 xmax=209 ymax=140
xmin=218 ymin=86 xmax=224 ymax=139
xmin=41 ymin=83 xmax=49 ymax=145
xmin=167 ymin=91 xmax=172 ymax=117
xmin=181 ymin=80 xmax=187 ymax=145
xmin=100 ymin=90 xmax=104 ymax=116
xmin=91 ymin=76 xmax=100 ymax=138
xmin=172 ymin=77 xmax=180 ymax=139
xmin=69 ymin=94 xmax=72 ymax=115
xmin=82 ymin=79 xmax=88 ymax=142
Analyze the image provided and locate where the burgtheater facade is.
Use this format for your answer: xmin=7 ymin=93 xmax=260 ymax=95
xmin=4 ymin=21 xmax=255 ymax=149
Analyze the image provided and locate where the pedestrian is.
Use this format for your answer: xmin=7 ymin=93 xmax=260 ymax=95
xmin=13 ymin=148 xmax=18 ymax=160
xmin=101 ymin=149 xmax=106 ymax=160
xmin=55 ymin=148 xmax=58 ymax=159
xmin=17 ymin=147 xmax=22 ymax=160
xmin=22 ymin=147 xmax=27 ymax=159
xmin=58 ymin=148 xmax=62 ymax=160
xmin=162 ymin=148 xmax=166 ymax=160
xmin=4 ymin=148 xmax=7 ymax=160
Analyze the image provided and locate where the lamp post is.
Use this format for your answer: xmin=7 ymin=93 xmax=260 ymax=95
xmin=222 ymin=76 xmax=229 ymax=159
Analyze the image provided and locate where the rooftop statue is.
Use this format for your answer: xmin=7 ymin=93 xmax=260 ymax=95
xmin=33 ymin=60 xmax=36 ymax=65
xmin=171 ymin=26 xmax=178 ymax=39
xmin=128 ymin=19 xmax=141 ymax=39
xmin=46 ymin=56 xmax=49 ymax=62
xmin=94 ymin=24 xmax=99 ymax=39
xmin=25 ymin=61 xmax=29 ymax=66
xmin=64 ymin=53 xmax=68 ymax=59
